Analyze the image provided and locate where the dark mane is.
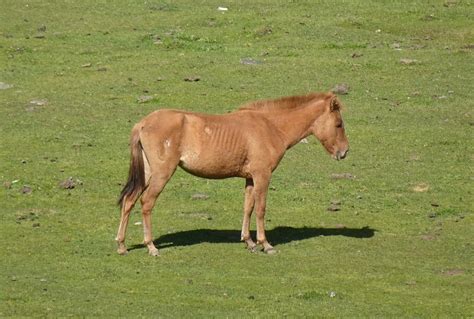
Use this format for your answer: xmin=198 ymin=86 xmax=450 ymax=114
xmin=238 ymin=92 xmax=333 ymax=111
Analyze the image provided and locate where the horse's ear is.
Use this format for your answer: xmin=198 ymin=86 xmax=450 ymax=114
xmin=329 ymin=95 xmax=341 ymax=112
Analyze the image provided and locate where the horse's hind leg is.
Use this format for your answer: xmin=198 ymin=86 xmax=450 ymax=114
xmin=140 ymin=164 xmax=177 ymax=256
xmin=116 ymin=195 xmax=137 ymax=255
xmin=241 ymin=178 xmax=257 ymax=251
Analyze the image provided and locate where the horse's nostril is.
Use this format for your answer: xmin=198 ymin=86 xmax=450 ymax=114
xmin=339 ymin=149 xmax=349 ymax=159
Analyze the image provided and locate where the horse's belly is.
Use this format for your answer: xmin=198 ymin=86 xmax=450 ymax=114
xmin=179 ymin=150 xmax=246 ymax=179
xmin=178 ymin=117 xmax=250 ymax=178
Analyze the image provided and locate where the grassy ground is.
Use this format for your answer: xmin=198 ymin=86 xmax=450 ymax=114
xmin=1 ymin=0 xmax=473 ymax=317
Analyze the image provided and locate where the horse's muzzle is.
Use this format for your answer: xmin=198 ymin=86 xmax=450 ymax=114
xmin=335 ymin=149 xmax=349 ymax=161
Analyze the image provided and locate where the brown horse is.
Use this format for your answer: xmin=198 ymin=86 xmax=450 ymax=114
xmin=116 ymin=92 xmax=349 ymax=256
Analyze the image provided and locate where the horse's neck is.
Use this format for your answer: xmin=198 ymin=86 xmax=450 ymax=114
xmin=265 ymin=102 xmax=325 ymax=149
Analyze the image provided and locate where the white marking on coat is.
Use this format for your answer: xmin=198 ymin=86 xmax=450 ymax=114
xmin=180 ymin=150 xmax=199 ymax=164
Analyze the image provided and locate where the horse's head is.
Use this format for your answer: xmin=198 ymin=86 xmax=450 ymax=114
xmin=312 ymin=94 xmax=349 ymax=160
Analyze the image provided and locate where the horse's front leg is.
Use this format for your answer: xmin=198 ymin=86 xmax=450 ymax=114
xmin=253 ymin=173 xmax=276 ymax=254
xmin=241 ymin=178 xmax=257 ymax=251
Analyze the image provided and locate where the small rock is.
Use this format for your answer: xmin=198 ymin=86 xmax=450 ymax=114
xmin=184 ymin=76 xmax=201 ymax=82
xmin=0 ymin=82 xmax=13 ymax=90
xmin=391 ymin=42 xmax=401 ymax=49
xmin=331 ymin=199 xmax=341 ymax=205
xmin=21 ymin=186 xmax=32 ymax=194
xmin=334 ymin=224 xmax=345 ymax=229
xmin=400 ymin=58 xmax=418 ymax=65
xmin=409 ymin=44 xmax=426 ymax=50
xmin=299 ymin=138 xmax=309 ymax=144
xmin=152 ymin=35 xmax=162 ymax=45
xmin=134 ymin=221 xmax=142 ymax=226
xmin=29 ymin=99 xmax=48 ymax=106
xmin=26 ymin=212 xmax=39 ymax=221
xmin=327 ymin=204 xmax=340 ymax=212
xmin=331 ymin=83 xmax=350 ymax=95
xmin=81 ymin=63 xmax=92 ymax=68
xmin=443 ymin=0 xmax=458 ymax=7
xmin=59 ymin=177 xmax=76 ymax=189
xmin=442 ymin=269 xmax=464 ymax=276
xmin=421 ymin=14 xmax=437 ymax=21
xmin=328 ymin=291 xmax=337 ymax=298
xmin=137 ymin=95 xmax=154 ymax=103
xmin=217 ymin=6 xmax=228 ymax=11
xmin=37 ymin=25 xmax=47 ymax=32
xmin=255 ymin=26 xmax=273 ymax=37
xmin=330 ymin=173 xmax=355 ymax=180
xmin=240 ymin=58 xmax=262 ymax=65
xmin=413 ymin=183 xmax=429 ymax=192
xmin=191 ymin=193 xmax=209 ymax=200
xmin=421 ymin=234 xmax=436 ymax=241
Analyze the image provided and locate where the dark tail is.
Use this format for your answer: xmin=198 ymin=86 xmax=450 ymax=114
xmin=118 ymin=125 xmax=146 ymax=208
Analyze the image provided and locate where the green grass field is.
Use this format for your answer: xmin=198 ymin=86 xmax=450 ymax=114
xmin=1 ymin=0 xmax=473 ymax=317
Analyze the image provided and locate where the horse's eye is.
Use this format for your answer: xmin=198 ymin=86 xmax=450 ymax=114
xmin=336 ymin=122 xmax=343 ymax=128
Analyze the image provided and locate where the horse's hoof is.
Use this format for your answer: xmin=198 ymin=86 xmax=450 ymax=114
xmin=148 ymin=248 xmax=160 ymax=257
xmin=245 ymin=241 xmax=258 ymax=253
xmin=247 ymin=245 xmax=258 ymax=253
xmin=264 ymin=247 xmax=277 ymax=255
xmin=117 ymin=248 xmax=128 ymax=255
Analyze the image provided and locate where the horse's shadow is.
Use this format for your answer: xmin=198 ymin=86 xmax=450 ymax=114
xmin=129 ymin=226 xmax=376 ymax=251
